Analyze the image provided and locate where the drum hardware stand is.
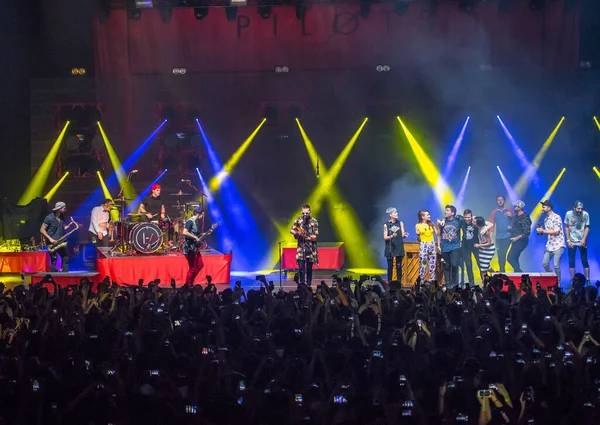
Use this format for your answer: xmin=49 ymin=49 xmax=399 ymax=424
xmin=109 ymin=171 xmax=136 ymax=255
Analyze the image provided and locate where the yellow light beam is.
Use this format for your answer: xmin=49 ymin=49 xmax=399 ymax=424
xmin=97 ymin=172 xmax=120 ymax=222
xmin=308 ymin=118 xmax=368 ymax=215
xmin=514 ymin=117 xmax=564 ymax=197
xmin=262 ymin=119 xmax=371 ymax=269
xmin=209 ymin=118 xmax=267 ymax=192
xmin=19 ymin=122 xmax=70 ymax=205
xmin=594 ymin=166 xmax=600 ymax=179
xmin=530 ymin=168 xmax=567 ymax=225
xmin=594 ymin=116 xmax=600 ymax=131
xmin=397 ymin=117 xmax=454 ymax=208
xmin=298 ymin=119 xmax=376 ymax=267
xmin=97 ymin=122 xmax=137 ymax=199
xmin=43 ymin=172 xmax=70 ymax=203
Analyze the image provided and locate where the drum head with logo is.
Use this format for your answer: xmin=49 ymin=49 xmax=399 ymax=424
xmin=130 ymin=222 xmax=163 ymax=254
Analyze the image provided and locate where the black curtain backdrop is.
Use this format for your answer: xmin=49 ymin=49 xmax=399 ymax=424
xmin=1 ymin=197 xmax=48 ymax=240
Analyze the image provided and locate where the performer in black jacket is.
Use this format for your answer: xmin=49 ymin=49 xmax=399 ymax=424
xmin=383 ymin=207 xmax=408 ymax=283
xmin=507 ymin=200 xmax=532 ymax=273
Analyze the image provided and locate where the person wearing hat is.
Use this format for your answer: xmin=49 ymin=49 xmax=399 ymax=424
xmin=383 ymin=207 xmax=408 ymax=283
xmin=40 ymin=201 xmax=76 ymax=272
xmin=507 ymin=200 xmax=532 ymax=273
xmin=182 ymin=206 xmax=214 ymax=286
xmin=290 ymin=204 xmax=319 ymax=285
xmin=88 ymin=198 xmax=114 ymax=249
xmin=138 ymin=183 xmax=165 ymax=220
xmin=564 ymin=200 xmax=590 ymax=282
xmin=536 ymin=200 xmax=565 ymax=283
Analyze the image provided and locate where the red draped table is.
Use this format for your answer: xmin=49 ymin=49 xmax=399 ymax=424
xmin=282 ymin=242 xmax=345 ymax=270
xmin=0 ymin=252 xmax=50 ymax=273
xmin=96 ymin=248 xmax=232 ymax=286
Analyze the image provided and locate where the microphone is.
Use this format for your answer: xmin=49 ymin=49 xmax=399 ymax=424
xmin=316 ymin=160 xmax=320 ymax=178
xmin=181 ymin=179 xmax=191 ymax=183
xmin=130 ymin=169 xmax=138 ymax=174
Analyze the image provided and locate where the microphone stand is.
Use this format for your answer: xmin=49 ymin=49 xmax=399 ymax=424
xmin=183 ymin=180 xmax=206 ymax=233
xmin=278 ymin=240 xmax=283 ymax=290
xmin=110 ymin=172 xmax=135 ymax=255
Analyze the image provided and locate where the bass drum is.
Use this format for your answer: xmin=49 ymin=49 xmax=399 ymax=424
xmin=130 ymin=222 xmax=163 ymax=254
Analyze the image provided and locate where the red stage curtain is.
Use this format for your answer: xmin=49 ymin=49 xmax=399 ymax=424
xmin=0 ymin=252 xmax=50 ymax=273
xmin=94 ymin=2 xmax=579 ymax=76
xmin=282 ymin=242 xmax=345 ymax=270
xmin=97 ymin=253 xmax=232 ymax=285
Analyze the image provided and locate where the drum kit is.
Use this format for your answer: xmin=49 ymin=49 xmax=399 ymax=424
xmin=109 ymin=191 xmax=204 ymax=255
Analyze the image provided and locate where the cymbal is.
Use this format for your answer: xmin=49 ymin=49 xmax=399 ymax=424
xmin=185 ymin=202 xmax=200 ymax=206
xmin=170 ymin=191 xmax=192 ymax=196
xmin=113 ymin=198 xmax=134 ymax=201
xmin=171 ymin=204 xmax=186 ymax=208
xmin=127 ymin=213 xmax=146 ymax=218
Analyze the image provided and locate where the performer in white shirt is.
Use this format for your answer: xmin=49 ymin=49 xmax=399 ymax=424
xmin=89 ymin=199 xmax=114 ymax=248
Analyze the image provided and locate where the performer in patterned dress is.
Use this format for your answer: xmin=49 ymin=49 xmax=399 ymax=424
xmin=290 ymin=204 xmax=319 ymax=285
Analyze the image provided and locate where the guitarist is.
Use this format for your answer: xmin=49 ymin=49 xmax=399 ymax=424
xmin=40 ymin=201 xmax=75 ymax=272
xmin=182 ymin=206 xmax=214 ymax=286
xmin=290 ymin=204 xmax=319 ymax=285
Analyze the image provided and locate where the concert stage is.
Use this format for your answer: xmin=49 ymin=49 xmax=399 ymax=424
xmin=0 ymin=251 xmax=49 ymax=273
xmin=96 ymin=248 xmax=232 ymax=286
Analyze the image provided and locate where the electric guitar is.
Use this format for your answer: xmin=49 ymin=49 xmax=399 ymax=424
xmin=194 ymin=223 xmax=219 ymax=247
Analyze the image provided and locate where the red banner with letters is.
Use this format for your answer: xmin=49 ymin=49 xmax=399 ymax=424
xmin=94 ymin=1 xmax=579 ymax=76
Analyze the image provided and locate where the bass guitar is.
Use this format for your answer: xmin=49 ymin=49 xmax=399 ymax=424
xmin=47 ymin=218 xmax=80 ymax=253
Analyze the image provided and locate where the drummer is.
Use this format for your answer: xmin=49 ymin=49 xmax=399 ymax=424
xmin=138 ymin=183 xmax=166 ymax=221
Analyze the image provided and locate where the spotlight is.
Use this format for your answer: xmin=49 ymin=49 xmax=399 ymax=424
xmin=161 ymin=105 xmax=177 ymax=121
xmin=458 ymin=0 xmax=476 ymax=13
xmin=194 ymin=7 xmax=209 ymax=20
xmin=394 ymin=0 xmax=411 ymax=16
xmin=157 ymin=0 xmax=174 ymax=23
xmin=134 ymin=0 xmax=153 ymax=6
xmin=529 ymin=0 xmax=545 ymax=10
xmin=257 ymin=5 xmax=271 ymax=19
xmin=275 ymin=66 xmax=289 ymax=73
xmin=225 ymin=6 xmax=237 ymax=20
xmin=127 ymin=8 xmax=142 ymax=20
xmin=71 ymin=68 xmax=87 ymax=76
xmin=230 ymin=0 xmax=246 ymax=5
xmin=172 ymin=68 xmax=187 ymax=74
xmin=263 ymin=106 xmax=278 ymax=124
xmin=289 ymin=106 xmax=302 ymax=120
xmin=360 ymin=0 xmax=371 ymax=18
xmin=498 ymin=0 xmax=510 ymax=13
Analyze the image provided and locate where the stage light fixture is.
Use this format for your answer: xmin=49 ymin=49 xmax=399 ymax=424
xmin=71 ymin=68 xmax=87 ymax=76
xmin=172 ymin=68 xmax=186 ymax=74
xmin=257 ymin=4 xmax=272 ymax=19
xmin=459 ymin=0 xmax=476 ymax=13
xmin=394 ymin=0 xmax=411 ymax=16
xmin=498 ymin=0 xmax=510 ymax=13
xmin=529 ymin=0 xmax=545 ymax=10
xmin=360 ymin=0 xmax=371 ymax=18
xmin=157 ymin=0 xmax=174 ymax=23
xmin=230 ymin=0 xmax=246 ymax=5
xmin=194 ymin=7 xmax=209 ymax=19
xmin=225 ymin=6 xmax=237 ymax=20
xmin=135 ymin=0 xmax=153 ymax=7
xmin=263 ymin=106 xmax=278 ymax=123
